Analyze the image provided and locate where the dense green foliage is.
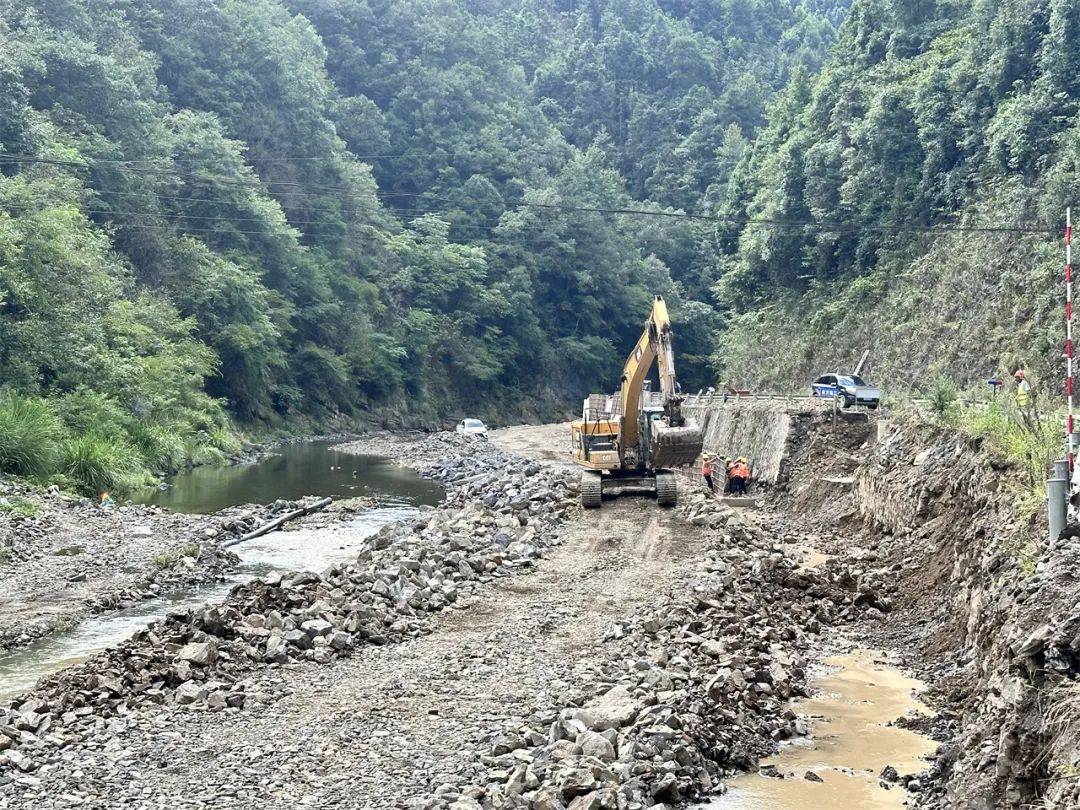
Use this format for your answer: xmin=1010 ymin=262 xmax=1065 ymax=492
xmin=0 ymin=0 xmax=843 ymax=491
xmin=713 ymin=0 xmax=1080 ymax=394
xmin=0 ymin=394 xmax=63 ymax=479
xmin=13 ymin=0 xmax=1070 ymax=481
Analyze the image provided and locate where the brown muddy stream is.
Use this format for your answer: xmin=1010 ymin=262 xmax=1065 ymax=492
xmin=707 ymin=649 xmax=936 ymax=810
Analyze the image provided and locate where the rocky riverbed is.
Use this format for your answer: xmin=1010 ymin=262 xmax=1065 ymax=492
xmin=7 ymin=413 xmax=1065 ymax=809
xmin=0 ymin=471 xmax=378 ymax=654
xmin=0 ymin=480 xmax=244 ymax=650
xmin=0 ymin=428 xmax=937 ymax=809
xmin=0 ymin=434 xmax=580 ymax=805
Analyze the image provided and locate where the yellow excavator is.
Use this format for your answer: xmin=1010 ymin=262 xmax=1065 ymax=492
xmin=571 ymin=295 xmax=703 ymax=508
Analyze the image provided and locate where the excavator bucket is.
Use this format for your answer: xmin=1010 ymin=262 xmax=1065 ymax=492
xmin=650 ymin=418 xmax=704 ymax=468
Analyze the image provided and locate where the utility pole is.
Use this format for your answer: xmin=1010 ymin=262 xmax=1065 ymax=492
xmin=1047 ymin=209 xmax=1075 ymax=540
xmin=1067 ymin=207 xmax=1076 ymax=479
xmin=853 ymin=349 xmax=870 ymax=377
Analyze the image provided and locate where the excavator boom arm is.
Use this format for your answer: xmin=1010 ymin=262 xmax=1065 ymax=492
xmin=616 ymin=326 xmax=656 ymax=451
xmin=618 ymin=296 xmax=680 ymax=451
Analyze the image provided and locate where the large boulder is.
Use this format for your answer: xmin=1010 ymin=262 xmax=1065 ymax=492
xmin=176 ymin=640 xmax=217 ymax=667
xmin=581 ymin=685 xmax=641 ymax=731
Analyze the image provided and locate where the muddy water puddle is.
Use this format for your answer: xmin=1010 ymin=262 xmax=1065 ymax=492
xmin=706 ymin=649 xmax=935 ymax=810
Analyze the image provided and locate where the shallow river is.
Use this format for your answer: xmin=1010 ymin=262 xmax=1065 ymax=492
xmin=133 ymin=440 xmax=444 ymax=513
xmin=0 ymin=442 xmax=442 ymax=702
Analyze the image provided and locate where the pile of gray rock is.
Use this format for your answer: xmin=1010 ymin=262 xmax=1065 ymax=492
xmin=444 ymin=516 xmax=850 ymax=809
xmin=0 ymin=435 xmax=578 ymax=780
xmin=0 ymin=493 xmax=355 ymax=651
xmin=679 ymin=491 xmax=732 ymax=529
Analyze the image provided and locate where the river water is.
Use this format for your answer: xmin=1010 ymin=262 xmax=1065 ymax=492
xmin=705 ymin=649 xmax=936 ymax=809
xmin=0 ymin=442 xmax=443 ymax=702
xmin=133 ymin=440 xmax=444 ymax=512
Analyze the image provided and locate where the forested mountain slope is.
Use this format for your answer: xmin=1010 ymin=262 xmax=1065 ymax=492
xmin=0 ymin=0 xmax=840 ymax=491
xmin=714 ymin=0 xmax=1080 ymax=394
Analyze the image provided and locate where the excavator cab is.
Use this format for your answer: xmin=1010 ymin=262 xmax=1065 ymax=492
xmin=570 ymin=296 xmax=704 ymax=508
xmin=570 ymin=420 xmax=620 ymax=470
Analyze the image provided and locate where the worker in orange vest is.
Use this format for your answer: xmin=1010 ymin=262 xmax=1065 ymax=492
xmin=728 ymin=457 xmax=750 ymax=495
xmin=701 ymin=453 xmax=715 ymax=492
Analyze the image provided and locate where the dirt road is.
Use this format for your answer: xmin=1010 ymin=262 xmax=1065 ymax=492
xmin=490 ymin=422 xmax=574 ymax=466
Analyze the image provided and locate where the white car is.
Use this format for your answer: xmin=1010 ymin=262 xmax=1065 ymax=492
xmin=455 ymin=418 xmax=488 ymax=435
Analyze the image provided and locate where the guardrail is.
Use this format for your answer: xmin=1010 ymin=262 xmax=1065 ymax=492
xmin=683 ymin=392 xmax=842 ymax=406
xmin=684 ymin=393 xmax=803 ymax=405
xmin=682 ymin=392 xmax=991 ymax=410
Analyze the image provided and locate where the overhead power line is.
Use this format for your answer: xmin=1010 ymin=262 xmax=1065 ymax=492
xmin=10 ymin=145 xmax=574 ymax=165
xmin=89 ymin=220 xmax=580 ymax=242
xmin=85 ymin=189 xmax=493 ymax=220
xmin=0 ymin=152 xmax=1058 ymax=235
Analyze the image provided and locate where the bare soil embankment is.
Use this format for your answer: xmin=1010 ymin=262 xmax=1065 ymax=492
xmin=764 ymin=409 xmax=1080 ymax=809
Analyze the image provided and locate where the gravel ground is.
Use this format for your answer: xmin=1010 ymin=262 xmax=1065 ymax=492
xmin=0 ymin=481 xmax=242 ymax=649
xmin=22 ymin=497 xmax=701 ymax=809
xmin=0 ymin=424 xmax=949 ymax=809
xmin=489 ymin=423 xmax=575 ymax=467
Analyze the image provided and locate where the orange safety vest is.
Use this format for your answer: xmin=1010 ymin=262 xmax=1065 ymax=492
xmin=731 ymin=462 xmax=750 ymax=480
xmin=701 ymin=459 xmax=713 ymax=476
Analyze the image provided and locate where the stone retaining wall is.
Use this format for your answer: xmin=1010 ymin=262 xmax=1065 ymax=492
xmin=684 ymin=400 xmax=794 ymax=484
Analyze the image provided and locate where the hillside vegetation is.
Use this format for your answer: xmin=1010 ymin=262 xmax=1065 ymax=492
xmin=0 ymin=0 xmax=841 ymax=491
xmin=714 ymin=0 xmax=1079 ymax=395
xmin=11 ymin=0 xmax=1071 ymax=492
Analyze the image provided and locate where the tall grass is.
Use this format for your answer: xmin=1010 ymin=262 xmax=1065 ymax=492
xmin=59 ymin=434 xmax=146 ymax=496
xmin=130 ymin=424 xmax=187 ymax=473
xmin=953 ymin=399 xmax=1062 ymax=517
xmin=0 ymin=394 xmax=64 ymax=478
xmin=0 ymin=390 xmax=239 ymax=500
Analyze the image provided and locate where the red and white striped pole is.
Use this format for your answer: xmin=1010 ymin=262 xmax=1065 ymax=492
xmin=1067 ymin=207 xmax=1076 ymax=474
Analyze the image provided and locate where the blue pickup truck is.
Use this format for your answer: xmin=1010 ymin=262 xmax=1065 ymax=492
xmin=811 ymin=374 xmax=882 ymax=409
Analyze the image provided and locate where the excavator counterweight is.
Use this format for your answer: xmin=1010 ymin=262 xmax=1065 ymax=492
xmin=570 ymin=296 xmax=704 ymax=508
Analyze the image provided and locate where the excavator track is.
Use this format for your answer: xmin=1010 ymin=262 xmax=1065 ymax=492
xmin=655 ymin=470 xmax=677 ymax=507
xmin=580 ymin=471 xmax=603 ymax=508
